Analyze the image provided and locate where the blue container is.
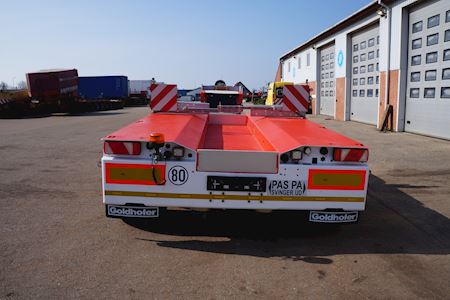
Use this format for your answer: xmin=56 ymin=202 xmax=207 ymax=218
xmin=78 ymin=76 xmax=128 ymax=99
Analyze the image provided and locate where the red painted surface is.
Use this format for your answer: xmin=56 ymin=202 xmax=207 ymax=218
xmin=308 ymin=169 xmax=366 ymax=190
xmin=103 ymin=112 xmax=367 ymax=153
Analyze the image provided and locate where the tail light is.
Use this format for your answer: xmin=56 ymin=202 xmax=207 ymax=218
xmin=200 ymin=91 xmax=206 ymax=102
xmin=333 ymin=148 xmax=368 ymax=162
xmin=104 ymin=141 xmax=141 ymax=155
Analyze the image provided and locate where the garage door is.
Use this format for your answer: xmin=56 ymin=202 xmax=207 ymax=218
xmin=350 ymin=25 xmax=380 ymax=125
xmin=319 ymin=44 xmax=335 ymax=116
xmin=405 ymin=0 xmax=450 ymax=140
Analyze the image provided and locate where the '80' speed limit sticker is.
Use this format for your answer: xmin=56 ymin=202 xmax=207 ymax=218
xmin=168 ymin=166 xmax=189 ymax=185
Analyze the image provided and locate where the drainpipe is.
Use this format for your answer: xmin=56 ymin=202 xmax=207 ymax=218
xmin=378 ymin=0 xmax=391 ymax=111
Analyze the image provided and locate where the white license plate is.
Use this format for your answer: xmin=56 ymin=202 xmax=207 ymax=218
xmin=106 ymin=205 xmax=159 ymax=218
xmin=309 ymin=211 xmax=358 ymax=223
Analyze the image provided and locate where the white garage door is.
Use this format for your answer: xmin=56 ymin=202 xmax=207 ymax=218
xmin=350 ymin=25 xmax=380 ymax=125
xmin=319 ymin=44 xmax=335 ymax=116
xmin=405 ymin=0 xmax=450 ymax=140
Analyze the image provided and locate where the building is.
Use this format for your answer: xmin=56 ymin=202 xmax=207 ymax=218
xmin=234 ymin=81 xmax=252 ymax=98
xmin=277 ymin=0 xmax=450 ymax=140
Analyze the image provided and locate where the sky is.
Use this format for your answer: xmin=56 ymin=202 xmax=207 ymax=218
xmin=0 ymin=0 xmax=370 ymax=90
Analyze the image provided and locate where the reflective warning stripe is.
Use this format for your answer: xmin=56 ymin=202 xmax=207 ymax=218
xmin=104 ymin=141 xmax=141 ymax=155
xmin=308 ymin=169 xmax=366 ymax=190
xmin=104 ymin=190 xmax=364 ymax=202
xmin=333 ymin=149 xmax=369 ymax=162
xmin=150 ymin=84 xmax=177 ymax=112
xmin=105 ymin=163 xmax=165 ymax=185
xmin=282 ymin=85 xmax=310 ymax=113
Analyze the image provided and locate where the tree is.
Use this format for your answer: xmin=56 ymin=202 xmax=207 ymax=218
xmin=17 ymin=81 xmax=27 ymax=90
xmin=0 ymin=81 xmax=8 ymax=91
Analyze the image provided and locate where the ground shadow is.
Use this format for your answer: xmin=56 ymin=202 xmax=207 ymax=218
xmin=124 ymin=174 xmax=450 ymax=262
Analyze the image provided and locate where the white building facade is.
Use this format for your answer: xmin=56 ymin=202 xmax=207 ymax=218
xmin=278 ymin=0 xmax=450 ymax=140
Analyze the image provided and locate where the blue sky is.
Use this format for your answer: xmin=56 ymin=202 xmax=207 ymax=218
xmin=1 ymin=0 xmax=370 ymax=89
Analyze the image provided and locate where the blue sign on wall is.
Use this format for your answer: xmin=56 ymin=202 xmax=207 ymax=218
xmin=337 ymin=50 xmax=344 ymax=67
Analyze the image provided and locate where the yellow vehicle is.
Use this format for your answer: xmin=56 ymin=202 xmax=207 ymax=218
xmin=265 ymin=81 xmax=293 ymax=105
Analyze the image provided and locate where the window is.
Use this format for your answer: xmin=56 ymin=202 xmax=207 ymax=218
xmin=368 ymin=51 xmax=374 ymax=60
xmin=330 ymin=52 xmax=334 ymax=59
xmin=377 ymin=49 xmax=379 ymax=58
xmin=325 ymin=82 xmax=329 ymax=88
xmin=427 ymin=14 xmax=440 ymax=28
xmin=360 ymin=41 xmax=366 ymax=49
xmin=307 ymin=53 xmax=310 ymax=66
xmin=360 ymin=53 xmax=366 ymax=61
xmin=368 ymin=77 xmax=374 ymax=84
xmin=412 ymin=21 xmax=423 ymax=33
xmin=377 ymin=35 xmax=380 ymax=45
xmin=353 ymin=55 xmax=358 ymax=63
xmin=376 ymin=76 xmax=379 ymax=84
xmin=353 ymin=90 xmax=358 ymax=97
xmin=325 ymin=73 xmax=329 ymax=79
xmin=427 ymin=33 xmax=439 ymax=46
xmin=330 ymin=90 xmax=334 ymax=97
xmin=412 ymin=38 xmax=422 ymax=49
xmin=412 ymin=55 xmax=421 ymax=65
xmin=410 ymin=88 xmax=420 ymax=98
xmin=359 ymin=90 xmax=365 ymax=97
xmin=326 ymin=63 xmax=329 ymax=70
xmin=368 ymin=64 xmax=374 ymax=72
xmin=298 ymin=56 xmax=301 ymax=69
xmin=424 ymin=88 xmax=435 ymax=98
xmin=447 ymin=10 xmax=450 ymax=23
xmin=443 ymin=68 xmax=450 ymax=80
xmin=411 ymin=72 xmax=421 ymax=82
xmin=426 ymin=52 xmax=438 ymax=64
xmin=376 ymin=63 xmax=379 ymax=71
xmin=353 ymin=67 xmax=358 ymax=74
xmin=353 ymin=44 xmax=359 ymax=52
xmin=325 ymin=91 xmax=329 ymax=96
xmin=330 ymin=62 xmax=334 ymax=69
xmin=330 ymin=81 xmax=334 ymax=87
xmin=441 ymin=87 xmax=450 ymax=98
xmin=353 ymin=79 xmax=358 ymax=86
xmin=322 ymin=56 xmax=325 ymax=62
xmin=360 ymin=78 xmax=366 ymax=85
xmin=321 ymin=65 xmax=325 ymax=71
xmin=376 ymin=89 xmax=379 ymax=97
xmin=367 ymin=89 xmax=373 ymax=97
xmin=321 ymin=91 xmax=324 ymax=96
xmin=445 ymin=30 xmax=450 ymax=42
xmin=368 ymin=38 xmax=375 ymax=47
xmin=330 ymin=71 xmax=334 ymax=78
xmin=360 ymin=66 xmax=366 ymax=73
xmin=288 ymin=62 xmax=291 ymax=72
xmin=444 ymin=49 xmax=450 ymax=61
xmin=326 ymin=54 xmax=329 ymax=60
xmin=322 ymin=73 xmax=324 ymax=79
xmin=321 ymin=82 xmax=324 ymax=88
xmin=425 ymin=70 xmax=437 ymax=81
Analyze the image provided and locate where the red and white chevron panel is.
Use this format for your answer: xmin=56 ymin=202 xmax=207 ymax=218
xmin=150 ymin=83 xmax=178 ymax=112
xmin=333 ymin=148 xmax=369 ymax=162
xmin=282 ymin=85 xmax=310 ymax=113
xmin=104 ymin=141 xmax=141 ymax=155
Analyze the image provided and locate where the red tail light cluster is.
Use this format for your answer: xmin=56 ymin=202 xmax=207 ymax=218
xmin=104 ymin=141 xmax=141 ymax=155
xmin=333 ymin=148 xmax=368 ymax=162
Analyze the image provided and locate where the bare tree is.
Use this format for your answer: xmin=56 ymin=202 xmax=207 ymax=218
xmin=0 ymin=81 xmax=8 ymax=91
xmin=17 ymin=81 xmax=27 ymax=90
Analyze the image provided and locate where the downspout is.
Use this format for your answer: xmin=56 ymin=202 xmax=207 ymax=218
xmin=379 ymin=0 xmax=392 ymax=124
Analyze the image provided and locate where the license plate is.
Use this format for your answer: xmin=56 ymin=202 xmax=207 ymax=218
xmin=207 ymin=176 xmax=266 ymax=192
xmin=106 ymin=205 xmax=159 ymax=218
xmin=309 ymin=211 xmax=358 ymax=223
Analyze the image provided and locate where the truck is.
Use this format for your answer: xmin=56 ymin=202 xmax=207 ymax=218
xmin=101 ymin=83 xmax=369 ymax=224
xmin=199 ymin=80 xmax=243 ymax=108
